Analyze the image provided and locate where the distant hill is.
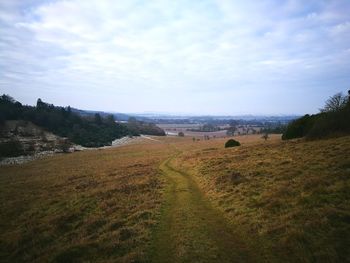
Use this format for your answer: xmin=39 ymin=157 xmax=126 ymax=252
xmin=70 ymin=108 xmax=131 ymax=122
xmin=137 ymin=114 xmax=300 ymax=125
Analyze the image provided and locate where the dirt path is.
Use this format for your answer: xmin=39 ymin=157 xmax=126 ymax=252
xmin=149 ymin=151 xmax=257 ymax=263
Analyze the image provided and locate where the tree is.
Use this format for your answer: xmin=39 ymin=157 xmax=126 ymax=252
xmin=282 ymin=114 xmax=315 ymax=140
xmin=128 ymin=117 xmax=137 ymax=123
xmin=320 ymin=92 xmax=347 ymax=112
xmin=226 ymin=126 xmax=237 ymax=136
xmin=94 ymin=113 xmax=102 ymax=124
xmin=202 ymin=124 xmax=216 ymax=132
xmin=106 ymin=114 xmax=115 ymax=124
xmin=1 ymin=94 xmax=16 ymax=103
xmin=67 ymin=106 xmax=72 ymax=115
xmin=261 ymin=133 xmax=269 ymax=141
xmin=36 ymin=98 xmax=45 ymax=109
xmin=229 ymin=120 xmax=239 ymax=127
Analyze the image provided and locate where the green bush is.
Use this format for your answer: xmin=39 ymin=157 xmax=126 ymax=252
xmin=225 ymin=139 xmax=240 ymax=148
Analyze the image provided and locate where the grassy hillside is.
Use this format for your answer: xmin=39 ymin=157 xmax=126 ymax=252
xmin=177 ymin=135 xmax=350 ymax=262
xmin=1 ymin=134 xmax=349 ymax=262
xmin=0 ymin=141 xmax=172 ymax=262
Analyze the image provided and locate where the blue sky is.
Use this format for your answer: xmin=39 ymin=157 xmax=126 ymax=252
xmin=1 ymin=0 xmax=350 ymax=115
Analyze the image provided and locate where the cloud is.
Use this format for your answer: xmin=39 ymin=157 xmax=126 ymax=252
xmin=1 ymin=0 xmax=350 ymax=114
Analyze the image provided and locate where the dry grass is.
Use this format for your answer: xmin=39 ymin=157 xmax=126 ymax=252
xmin=1 ymin=134 xmax=349 ymax=262
xmin=0 ymin=142 xmax=172 ymax=262
xmin=177 ymin=135 xmax=350 ymax=262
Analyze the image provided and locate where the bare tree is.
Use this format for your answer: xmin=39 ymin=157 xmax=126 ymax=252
xmin=320 ymin=92 xmax=347 ymax=112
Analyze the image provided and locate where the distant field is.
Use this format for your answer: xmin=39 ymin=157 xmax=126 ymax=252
xmin=156 ymin=124 xmax=203 ymax=129
xmin=1 ymin=134 xmax=349 ymax=262
xmin=157 ymin=123 xmax=263 ymax=138
xmin=157 ymin=123 xmax=228 ymax=138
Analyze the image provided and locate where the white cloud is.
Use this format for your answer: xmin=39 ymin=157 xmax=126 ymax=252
xmin=1 ymin=0 xmax=350 ymax=114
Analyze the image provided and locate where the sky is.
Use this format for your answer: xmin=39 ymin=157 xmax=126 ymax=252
xmin=1 ymin=0 xmax=350 ymax=115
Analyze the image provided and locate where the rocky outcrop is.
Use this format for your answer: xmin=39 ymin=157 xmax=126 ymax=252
xmin=0 ymin=120 xmax=71 ymax=160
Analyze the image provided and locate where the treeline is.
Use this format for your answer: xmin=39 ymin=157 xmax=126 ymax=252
xmin=261 ymin=125 xmax=286 ymax=134
xmin=188 ymin=124 xmax=221 ymax=132
xmin=282 ymin=91 xmax=350 ymax=140
xmin=125 ymin=117 xmax=166 ymax=136
xmin=0 ymin=95 xmax=165 ymax=147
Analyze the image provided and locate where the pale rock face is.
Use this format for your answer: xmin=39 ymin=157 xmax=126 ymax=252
xmin=0 ymin=120 xmax=70 ymax=164
xmin=0 ymin=121 xmax=147 ymax=165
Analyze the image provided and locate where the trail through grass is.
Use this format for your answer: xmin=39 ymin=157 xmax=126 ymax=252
xmin=150 ymin=150 xmax=257 ymax=263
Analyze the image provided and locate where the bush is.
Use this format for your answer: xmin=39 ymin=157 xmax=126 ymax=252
xmin=178 ymin=132 xmax=184 ymax=137
xmin=0 ymin=139 xmax=25 ymax=157
xmin=282 ymin=114 xmax=317 ymax=140
xmin=225 ymin=139 xmax=240 ymax=148
xmin=57 ymin=139 xmax=72 ymax=153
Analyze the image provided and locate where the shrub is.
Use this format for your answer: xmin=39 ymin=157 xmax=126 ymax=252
xmin=57 ymin=139 xmax=72 ymax=153
xmin=178 ymin=132 xmax=184 ymax=137
xmin=282 ymin=114 xmax=318 ymax=140
xmin=225 ymin=139 xmax=240 ymax=148
xmin=0 ymin=139 xmax=25 ymax=157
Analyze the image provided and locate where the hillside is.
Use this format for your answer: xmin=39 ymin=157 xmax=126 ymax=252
xmin=176 ymin=135 xmax=350 ymax=262
xmin=0 ymin=95 xmax=165 ymax=150
xmin=282 ymin=91 xmax=350 ymax=140
xmin=1 ymin=134 xmax=349 ymax=262
xmin=0 ymin=120 xmax=70 ymax=160
xmin=0 ymin=141 xmax=173 ymax=262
